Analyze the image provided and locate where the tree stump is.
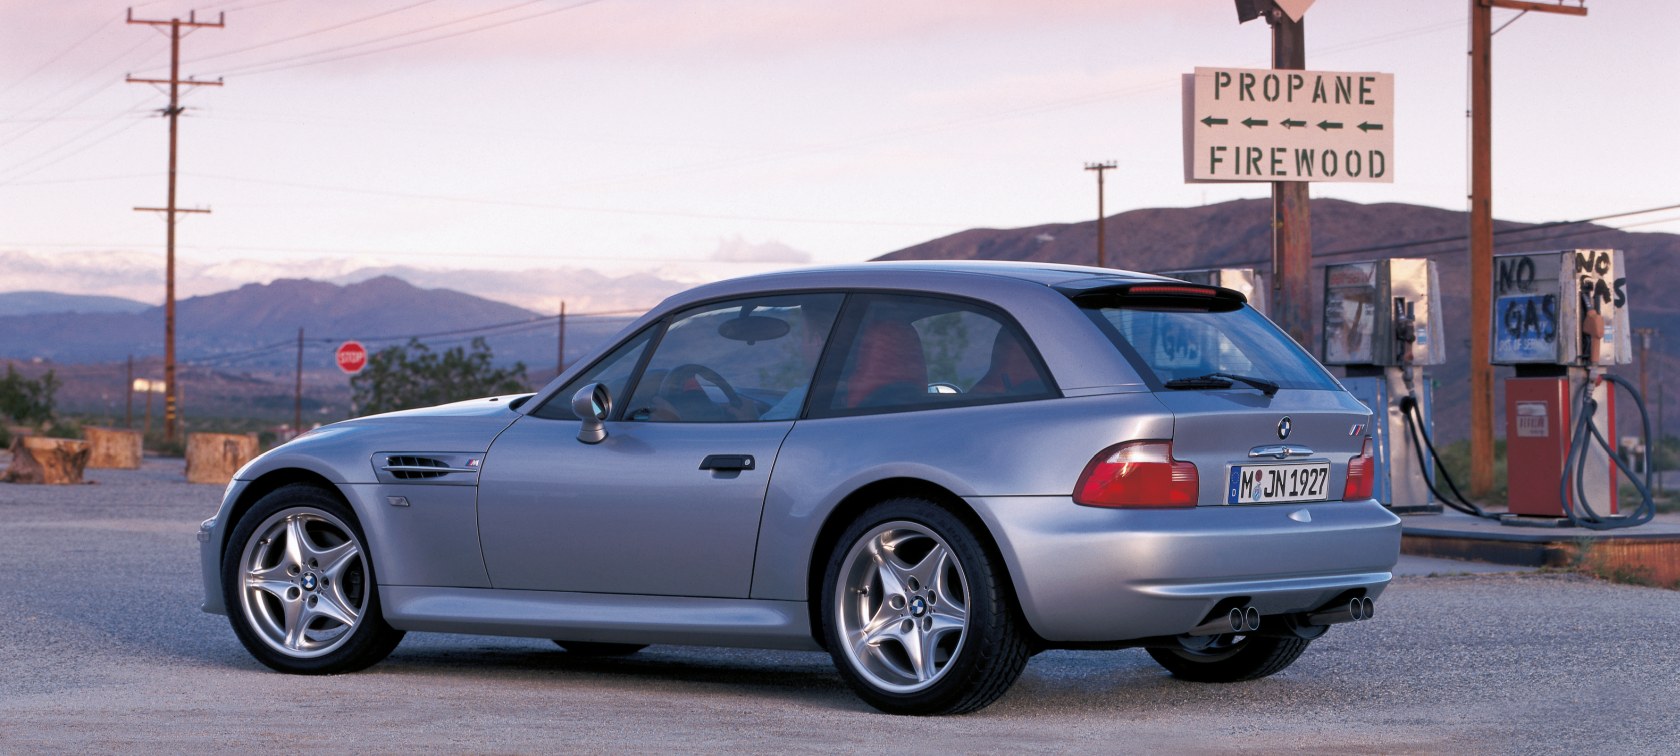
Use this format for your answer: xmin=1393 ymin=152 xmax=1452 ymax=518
xmin=86 ymin=427 xmax=144 ymax=470
xmin=185 ymin=433 xmax=260 ymax=485
xmin=2 ymin=437 xmax=92 ymax=485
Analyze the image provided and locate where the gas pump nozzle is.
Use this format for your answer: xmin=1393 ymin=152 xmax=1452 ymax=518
xmin=1580 ymin=309 xmax=1605 ymax=368
xmin=1392 ymin=297 xmax=1417 ymax=392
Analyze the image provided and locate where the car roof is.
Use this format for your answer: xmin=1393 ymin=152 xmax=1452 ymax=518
xmin=666 ymin=260 xmax=1171 ymax=307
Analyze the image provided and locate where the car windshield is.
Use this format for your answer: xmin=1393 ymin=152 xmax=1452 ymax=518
xmin=1080 ymin=299 xmax=1340 ymax=392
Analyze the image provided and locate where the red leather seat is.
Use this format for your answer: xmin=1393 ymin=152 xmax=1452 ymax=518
xmin=972 ymin=328 xmax=1039 ymax=396
xmin=843 ymin=320 xmax=927 ymax=409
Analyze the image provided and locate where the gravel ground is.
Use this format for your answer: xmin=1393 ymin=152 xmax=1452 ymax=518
xmin=2 ymin=458 xmax=1677 ymax=753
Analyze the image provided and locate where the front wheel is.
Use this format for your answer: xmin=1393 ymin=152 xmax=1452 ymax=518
xmin=1146 ymin=634 xmax=1310 ymax=683
xmin=820 ymin=498 xmax=1028 ymax=715
xmin=222 ymin=484 xmax=404 ymax=674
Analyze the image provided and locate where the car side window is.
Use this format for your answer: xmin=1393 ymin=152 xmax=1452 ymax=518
xmin=811 ymin=294 xmax=1053 ymax=417
xmin=530 ymin=329 xmax=653 ymax=420
xmin=621 ymin=293 xmax=843 ymax=423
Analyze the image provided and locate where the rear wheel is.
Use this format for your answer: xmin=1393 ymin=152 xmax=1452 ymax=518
xmin=222 ymin=484 xmax=404 ymax=674
xmin=820 ymin=498 xmax=1028 ymax=715
xmin=552 ymin=641 xmax=648 ymax=657
xmin=1147 ymin=633 xmax=1310 ymax=683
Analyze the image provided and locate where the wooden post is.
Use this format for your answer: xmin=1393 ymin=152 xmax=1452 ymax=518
xmin=1468 ymin=0 xmax=1589 ymax=496
xmin=3 ymin=437 xmax=92 ymax=485
xmin=184 ymin=432 xmax=259 ymax=485
xmin=1269 ymin=7 xmax=1312 ymax=348
xmin=86 ymin=427 xmax=144 ymax=470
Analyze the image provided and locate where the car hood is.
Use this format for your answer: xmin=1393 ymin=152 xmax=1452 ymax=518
xmin=235 ymin=395 xmax=532 ymax=483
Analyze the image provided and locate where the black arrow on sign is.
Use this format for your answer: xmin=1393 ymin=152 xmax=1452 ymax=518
xmin=1281 ymin=118 xmax=1306 ymax=129
xmin=1201 ymin=116 xmax=1228 ymax=127
xmin=1358 ymin=121 xmax=1385 ymax=132
xmin=1318 ymin=120 xmax=1344 ymax=131
xmin=1242 ymin=117 xmax=1268 ymax=128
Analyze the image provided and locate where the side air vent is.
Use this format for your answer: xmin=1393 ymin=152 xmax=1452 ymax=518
xmin=373 ymin=452 xmax=482 ymax=485
xmin=384 ymin=456 xmax=452 ymax=479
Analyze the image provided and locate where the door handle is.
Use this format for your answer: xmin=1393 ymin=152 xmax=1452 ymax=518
xmin=699 ymin=454 xmax=755 ymax=471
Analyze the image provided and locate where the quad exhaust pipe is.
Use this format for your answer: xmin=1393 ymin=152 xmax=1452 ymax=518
xmin=1187 ymin=605 xmax=1261 ymax=636
xmin=1184 ymin=596 xmax=1376 ymax=640
xmin=1307 ymin=596 xmax=1375 ymax=626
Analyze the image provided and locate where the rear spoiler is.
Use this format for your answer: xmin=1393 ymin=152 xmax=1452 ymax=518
xmin=1053 ymin=279 xmax=1248 ymax=311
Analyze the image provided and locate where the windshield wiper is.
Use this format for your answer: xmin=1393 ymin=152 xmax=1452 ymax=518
xmin=1163 ymin=372 xmax=1279 ymax=397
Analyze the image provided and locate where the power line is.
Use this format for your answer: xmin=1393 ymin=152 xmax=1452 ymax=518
xmin=186 ymin=172 xmax=970 ymax=228
xmin=0 ymin=96 xmax=160 ymax=183
xmin=1306 ymin=201 xmax=1680 ymax=262
xmin=212 ymin=0 xmax=604 ymax=78
xmin=179 ymin=307 xmax=646 ymax=367
xmin=0 ymin=17 xmax=120 ymax=100
xmin=0 ymin=37 xmax=157 ymax=149
xmin=173 ymin=0 xmax=440 ymax=67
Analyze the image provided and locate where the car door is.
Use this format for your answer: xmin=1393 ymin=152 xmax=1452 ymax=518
xmin=476 ymin=293 xmax=843 ymax=598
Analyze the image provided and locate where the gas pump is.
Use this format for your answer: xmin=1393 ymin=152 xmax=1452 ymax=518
xmin=1493 ymin=249 xmax=1654 ymax=529
xmin=1161 ymin=268 xmax=1270 ymax=318
xmin=1322 ymin=258 xmax=1444 ymax=513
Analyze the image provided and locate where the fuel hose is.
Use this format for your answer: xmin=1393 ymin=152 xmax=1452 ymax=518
xmin=1559 ymin=373 xmax=1656 ymax=530
xmin=1398 ymin=394 xmax=1500 ymax=520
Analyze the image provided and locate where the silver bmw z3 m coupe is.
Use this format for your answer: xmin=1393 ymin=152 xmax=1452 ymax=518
xmin=198 ymin=261 xmax=1400 ymax=715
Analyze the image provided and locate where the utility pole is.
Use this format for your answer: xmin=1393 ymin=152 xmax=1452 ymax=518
xmin=294 ymin=328 xmax=304 ymax=439
xmin=1636 ymin=327 xmax=1655 ymax=403
xmin=1267 ymin=5 xmax=1312 ymax=348
xmin=1084 ymin=162 xmax=1117 ymax=267
xmin=1466 ymin=0 xmax=1586 ymax=496
xmin=557 ymin=301 xmax=568 ymax=377
xmin=125 ymin=355 xmax=134 ymax=429
xmin=127 ymin=8 xmax=223 ymax=445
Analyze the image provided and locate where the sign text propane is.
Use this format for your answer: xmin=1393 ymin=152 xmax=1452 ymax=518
xmin=1184 ymin=66 xmax=1393 ymax=183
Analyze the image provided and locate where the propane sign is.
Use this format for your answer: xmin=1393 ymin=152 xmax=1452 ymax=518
xmin=1183 ymin=66 xmax=1394 ymax=183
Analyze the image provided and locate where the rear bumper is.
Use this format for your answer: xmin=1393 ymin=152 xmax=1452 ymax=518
xmin=968 ymin=496 xmax=1401 ymax=643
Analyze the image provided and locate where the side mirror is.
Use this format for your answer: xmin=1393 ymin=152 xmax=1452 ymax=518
xmin=572 ymin=383 xmax=611 ymax=444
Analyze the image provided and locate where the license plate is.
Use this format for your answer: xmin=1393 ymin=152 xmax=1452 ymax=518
xmin=1227 ymin=462 xmax=1331 ymax=504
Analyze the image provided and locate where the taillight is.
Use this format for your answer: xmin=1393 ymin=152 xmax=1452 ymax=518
xmin=1074 ymin=440 xmax=1199 ymax=508
xmin=1342 ymin=437 xmax=1375 ymax=500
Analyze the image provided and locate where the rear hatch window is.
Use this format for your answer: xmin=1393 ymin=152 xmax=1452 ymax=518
xmin=1067 ymin=282 xmax=1366 ymax=506
xmin=1071 ymin=284 xmax=1340 ymax=393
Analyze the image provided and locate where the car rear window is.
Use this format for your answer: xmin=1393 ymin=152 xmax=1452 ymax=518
xmin=1078 ymin=294 xmax=1340 ymax=392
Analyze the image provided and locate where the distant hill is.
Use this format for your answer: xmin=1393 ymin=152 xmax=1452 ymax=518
xmin=877 ymin=198 xmax=1680 ymax=442
xmin=0 ymin=291 xmax=149 ymax=316
xmin=0 ymin=275 xmax=641 ymax=423
xmin=0 ymin=275 xmax=636 ymax=370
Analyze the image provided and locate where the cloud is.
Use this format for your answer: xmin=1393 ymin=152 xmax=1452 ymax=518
xmin=710 ymin=235 xmax=811 ymax=264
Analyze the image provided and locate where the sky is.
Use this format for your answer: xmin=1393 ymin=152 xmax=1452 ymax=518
xmin=2 ymin=0 xmax=1677 ymax=315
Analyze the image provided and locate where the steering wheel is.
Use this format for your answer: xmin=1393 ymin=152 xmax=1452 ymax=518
xmin=656 ymin=363 xmax=752 ymax=421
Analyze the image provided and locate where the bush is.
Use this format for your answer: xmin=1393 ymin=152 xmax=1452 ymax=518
xmin=0 ymin=365 xmax=57 ymax=427
xmin=351 ymin=337 xmax=528 ymax=416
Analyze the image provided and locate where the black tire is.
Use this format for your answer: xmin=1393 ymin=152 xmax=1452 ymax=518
xmin=221 ymin=484 xmax=404 ymax=674
xmin=552 ymin=641 xmax=648 ymax=657
xmin=820 ymin=497 xmax=1028 ymax=715
xmin=1147 ymin=634 xmax=1310 ymax=683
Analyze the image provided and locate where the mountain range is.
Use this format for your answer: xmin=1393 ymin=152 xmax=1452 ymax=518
xmin=4 ymin=198 xmax=1675 ymax=439
xmin=0 ymin=291 xmax=150 ymax=317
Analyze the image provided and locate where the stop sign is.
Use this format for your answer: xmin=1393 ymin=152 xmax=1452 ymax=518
xmin=336 ymin=341 xmax=368 ymax=374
